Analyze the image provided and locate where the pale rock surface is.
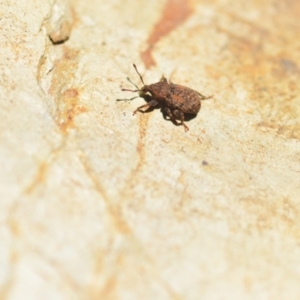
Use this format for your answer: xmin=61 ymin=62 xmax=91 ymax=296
xmin=1 ymin=0 xmax=300 ymax=299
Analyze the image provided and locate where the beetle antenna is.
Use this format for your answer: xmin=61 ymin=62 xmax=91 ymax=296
xmin=133 ymin=64 xmax=145 ymax=86
xmin=126 ymin=77 xmax=139 ymax=89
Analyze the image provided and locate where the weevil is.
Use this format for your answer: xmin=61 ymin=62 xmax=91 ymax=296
xmin=117 ymin=64 xmax=213 ymax=132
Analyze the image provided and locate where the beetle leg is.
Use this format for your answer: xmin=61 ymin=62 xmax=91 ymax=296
xmin=163 ymin=107 xmax=176 ymax=122
xmin=172 ymin=109 xmax=189 ymax=132
xmin=133 ymin=100 xmax=158 ymax=115
xmin=163 ymin=107 xmax=180 ymax=125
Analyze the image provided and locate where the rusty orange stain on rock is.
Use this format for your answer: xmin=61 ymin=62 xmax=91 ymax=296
xmin=25 ymin=161 xmax=48 ymax=194
xmin=48 ymin=47 xmax=87 ymax=133
xmin=58 ymin=88 xmax=87 ymax=133
xmin=141 ymin=0 xmax=192 ymax=68
xmin=64 ymin=87 xmax=79 ymax=98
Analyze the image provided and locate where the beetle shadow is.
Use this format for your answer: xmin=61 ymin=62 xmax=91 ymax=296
xmin=183 ymin=113 xmax=197 ymax=121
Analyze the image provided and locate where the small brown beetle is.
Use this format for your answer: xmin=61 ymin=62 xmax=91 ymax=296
xmin=118 ymin=64 xmax=212 ymax=132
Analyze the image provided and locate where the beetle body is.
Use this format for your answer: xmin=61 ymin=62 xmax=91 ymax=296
xmin=119 ymin=64 xmax=212 ymax=132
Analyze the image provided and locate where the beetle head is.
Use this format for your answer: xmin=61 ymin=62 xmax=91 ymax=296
xmin=121 ymin=64 xmax=169 ymax=102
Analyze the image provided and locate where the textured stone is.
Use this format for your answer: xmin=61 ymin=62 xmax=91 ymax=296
xmin=1 ymin=0 xmax=300 ymax=299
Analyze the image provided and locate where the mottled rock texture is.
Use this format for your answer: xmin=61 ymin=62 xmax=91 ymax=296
xmin=1 ymin=0 xmax=300 ymax=299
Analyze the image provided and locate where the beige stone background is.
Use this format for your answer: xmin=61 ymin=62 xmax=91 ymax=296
xmin=1 ymin=0 xmax=300 ymax=299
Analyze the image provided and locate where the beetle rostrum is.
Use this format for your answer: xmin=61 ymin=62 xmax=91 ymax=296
xmin=118 ymin=64 xmax=213 ymax=132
